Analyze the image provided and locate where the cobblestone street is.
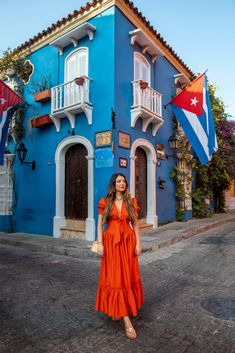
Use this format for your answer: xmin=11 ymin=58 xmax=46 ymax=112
xmin=0 ymin=223 xmax=234 ymax=353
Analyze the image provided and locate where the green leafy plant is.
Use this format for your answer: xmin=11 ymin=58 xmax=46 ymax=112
xmin=193 ymin=84 xmax=235 ymax=213
xmin=8 ymin=105 xmax=26 ymax=143
xmin=192 ymin=188 xmax=213 ymax=218
xmin=30 ymin=74 xmax=52 ymax=93
xmin=170 ymin=165 xmax=192 ymax=221
xmin=0 ymin=48 xmax=33 ymax=83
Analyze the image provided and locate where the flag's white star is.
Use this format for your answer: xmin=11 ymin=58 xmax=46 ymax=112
xmin=0 ymin=98 xmax=7 ymax=105
xmin=191 ymin=97 xmax=199 ymax=106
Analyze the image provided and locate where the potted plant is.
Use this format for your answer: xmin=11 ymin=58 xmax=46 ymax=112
xmin=34 ymin=89 xmax=51 ymax=103
xmin=140 ymin=80 xmax=148 ymax=89
xmin=31 ymin=74 xmax=52 ymax=103
xmin=75 ymin=76 xmax=85 ymax=86
xmin=31 ymin=114 xmax=53 ymax=128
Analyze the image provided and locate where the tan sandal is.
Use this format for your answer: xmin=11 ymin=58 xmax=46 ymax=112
xmin=125 ymin=325 xmax=137 ymax=340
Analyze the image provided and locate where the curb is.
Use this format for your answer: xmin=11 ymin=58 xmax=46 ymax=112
xmin=0 ymin=216 xmax=234 ymax=258
xmin=0 ymin=238 xmax=97 ymax=259
xmin=142 ymin=216 xmax=235 ymax=253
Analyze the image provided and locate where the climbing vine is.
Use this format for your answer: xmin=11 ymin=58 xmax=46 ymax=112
xmin=170 ymin=162 xmax=192 ymax=221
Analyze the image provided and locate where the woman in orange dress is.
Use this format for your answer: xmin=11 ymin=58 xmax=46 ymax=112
xmin=95 ymin=173 xmax=144 ymax=339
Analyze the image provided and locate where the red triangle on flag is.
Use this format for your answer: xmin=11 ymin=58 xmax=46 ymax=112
xmin=171 ymin=73 xmax=204 ymax=116
xmin=0 ymin=80 xmax=24 ymax=115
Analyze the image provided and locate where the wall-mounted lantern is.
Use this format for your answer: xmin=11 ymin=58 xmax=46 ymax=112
xmin=16 ymin=143 xmax=36 ymax=171
xmin=166 ymin=130 xmax=180 ymax=159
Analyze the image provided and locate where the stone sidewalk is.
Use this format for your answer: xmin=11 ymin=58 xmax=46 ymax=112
xmin=0 ymin=208 xmax=234 ymax=259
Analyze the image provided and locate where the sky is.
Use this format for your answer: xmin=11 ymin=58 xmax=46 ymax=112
xmin=1 ymin=0 xmax=234 ymax=119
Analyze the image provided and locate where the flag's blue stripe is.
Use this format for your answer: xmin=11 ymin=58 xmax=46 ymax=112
xmin=171 ymin=105 xmax=210 ymax=164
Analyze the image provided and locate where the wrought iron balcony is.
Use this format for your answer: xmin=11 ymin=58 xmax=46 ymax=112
xmin=131 ymin=80 xmax=164 ymax=136
xmin=50 ymin=76 xmax=93 ymax=132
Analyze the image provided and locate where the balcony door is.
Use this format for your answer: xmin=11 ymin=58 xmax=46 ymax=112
xmin=134 ymin=52 xmax=151 ymax=110
xmin=134 ymin=52 xmax=150 ymax=84
xmin=65 ymin=47 xmax=88 ymax=106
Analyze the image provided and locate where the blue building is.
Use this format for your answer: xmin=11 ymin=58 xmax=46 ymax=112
xmin=0 ymin=0 xmax=194 ymax=240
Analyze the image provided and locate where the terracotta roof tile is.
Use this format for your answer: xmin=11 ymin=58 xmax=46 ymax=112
xmin=15 ymin=0 xmax=103 ymax=52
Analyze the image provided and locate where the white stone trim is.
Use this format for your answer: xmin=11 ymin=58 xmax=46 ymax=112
xmin=130 ymin=138 xmax=158 ymax=228
xmin=0 ymin=154 xmax=14 ymax=215
xmin=53 ymin=136 xmax=95 ymax=240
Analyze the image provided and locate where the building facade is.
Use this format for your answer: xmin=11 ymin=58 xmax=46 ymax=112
xmin=0 ymin=0 xmax=194 ymax=240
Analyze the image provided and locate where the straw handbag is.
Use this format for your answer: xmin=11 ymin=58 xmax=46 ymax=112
xmin=91 ymin=241 xmax=98 ymax=253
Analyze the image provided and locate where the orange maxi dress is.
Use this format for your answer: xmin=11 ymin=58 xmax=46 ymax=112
xmin=95 ymin=197 xmax=144 ymax=319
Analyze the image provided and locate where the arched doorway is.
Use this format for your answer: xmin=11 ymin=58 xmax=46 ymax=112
xmin=53 ymin=136 xmax=95 ymax=241
xmin=130 ymin=138 xmax=158 ymax=228
xmin=65 ymin=144 xmax=88 ymax=220
xmin=135 ymin=147 xmax=147 ymax=219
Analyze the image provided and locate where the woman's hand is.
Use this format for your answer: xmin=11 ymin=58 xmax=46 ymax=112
xmin=135 ymin=241 xmax=141 ymax=256
xmin=97 ymin=242 xmax=104 ymax=256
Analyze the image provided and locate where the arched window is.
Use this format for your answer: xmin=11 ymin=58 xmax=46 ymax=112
xmin=65 ymin=47 xmax=88 ymax=82
xmin=134 ymin=52 xmax=151 ymax=84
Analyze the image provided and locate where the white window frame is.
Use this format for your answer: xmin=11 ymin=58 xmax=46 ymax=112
xmin=65 ymin=47 xmax=89 ymax=82
xmin=134 ymin=52 xmax=151 ymax=85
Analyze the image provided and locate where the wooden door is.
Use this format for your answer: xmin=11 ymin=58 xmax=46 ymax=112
xmin=65 ymin=144 xmax=88 ymax=220
xmin=135 ymin=147 xmax=147 ymax=218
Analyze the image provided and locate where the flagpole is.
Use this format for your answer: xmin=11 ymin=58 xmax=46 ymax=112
xmin=164 ymin=70 xmax=208 ymax=109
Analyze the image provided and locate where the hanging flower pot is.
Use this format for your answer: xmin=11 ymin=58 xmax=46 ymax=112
xmin=75 ymin=76 xmax=85 ymax=86
xmin=31 ymin=114 xmax=53 ymax=128
xmin=34 ymin=89 xmax=51 ymax=103
xmin=140 ymin=80 xmax=148 ymax=89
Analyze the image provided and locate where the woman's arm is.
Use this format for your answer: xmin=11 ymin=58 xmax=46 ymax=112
xmin=97 ymin=213 xmax=104 ymax=256
xmin=133 ymin=219 xmax=141 ymax=256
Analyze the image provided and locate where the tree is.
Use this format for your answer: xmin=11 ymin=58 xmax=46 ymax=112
xmin=195 ymin=84 xmax=235 ymax=213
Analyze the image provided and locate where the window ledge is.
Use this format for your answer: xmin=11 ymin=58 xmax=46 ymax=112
xmin=129 ymin=28 xmax=164 ymax=63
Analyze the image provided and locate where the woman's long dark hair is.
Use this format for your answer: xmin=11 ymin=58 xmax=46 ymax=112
xmin=102 ymin=173 xmax=137 ymax=224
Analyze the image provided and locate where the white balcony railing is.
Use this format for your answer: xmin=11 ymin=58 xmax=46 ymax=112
xmin=51 ymin=76 xmax=91 ymax=114
xmin=132 ymin=80 xmax=162 ymax=116
xmin=50 ymin=76 xmax=93 ymax=132
xmin=131 ymin=80 xmax=163 ymax=136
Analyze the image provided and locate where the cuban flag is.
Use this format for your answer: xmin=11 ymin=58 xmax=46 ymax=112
xmin=170 ymin=73 xmax=218 ymax=165
xmin=0 ymin=80 xmax=24 ymax=165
